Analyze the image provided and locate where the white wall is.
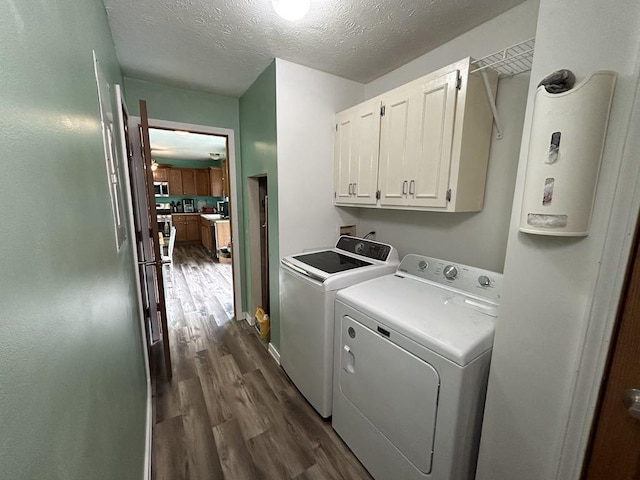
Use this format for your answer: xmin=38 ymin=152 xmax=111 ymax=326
xmin=476 ymin=0 xmax=640 ymax=478
xmin=351 ymin=0 xmax=539 ymax=272
xmin=275 ymin=59 xmax=364 ymax=258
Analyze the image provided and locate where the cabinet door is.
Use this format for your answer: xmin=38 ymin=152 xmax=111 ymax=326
xmin=334 ymin=100 xmax=381 ymax=206
xmin=407 ymin=69 xmax=459 ymax=208
xmin=195 ymin=169 xmax=210 ymax=196
xmin=174 ymin=220 xmax=187 ymax=242
xmin=210 ymin=167 xmax=223 ymax=197
xmin=378 ymin=86 xmax=413 ymax=206
xmin=168 ymin=169 xmax=183 ymax=195
xmin=334 ymin=110 xmax=354 ymax=204
xmin=153 ymin=167 xmax=168 ymax=181
xmin=182 ymin=170 xmax=197 ymax=196
xmin=186 ymin=218 xmax=200 ymax=242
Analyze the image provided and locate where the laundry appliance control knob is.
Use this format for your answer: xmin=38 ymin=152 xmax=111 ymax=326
xmin=443 ymin=265 xmax=458 ymax=280
xmin=478 ymin=275 xmax=491 ymax=287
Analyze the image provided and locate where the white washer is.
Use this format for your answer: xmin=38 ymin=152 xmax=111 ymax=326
xmin=280 ymin=236 xmax=399 ymax=418
xmin=332 ymin=254 xmax=502 ymax=480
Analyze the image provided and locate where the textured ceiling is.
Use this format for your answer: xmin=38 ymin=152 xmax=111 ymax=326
xmin=149 ymin=128 xmax=227 ymax=160
xmin=104 ymin=0 xmax=526 ymax=97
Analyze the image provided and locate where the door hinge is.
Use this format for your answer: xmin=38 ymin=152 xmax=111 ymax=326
xmin=375 ymin=190 xmax=381 ymax=200
xmin=456 ymin=76 xmax=462 ymax=90
xmin=446 ymin=189 xmax=452 ymax=202
xmin=380 ymin=105 xmax=386 ymax=116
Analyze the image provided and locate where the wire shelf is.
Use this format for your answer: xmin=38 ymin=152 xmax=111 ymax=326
xmin=471 ymin=38 xmax=535 ymax=77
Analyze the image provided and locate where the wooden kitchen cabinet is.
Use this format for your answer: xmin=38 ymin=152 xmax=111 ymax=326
xmin=153 ymin=167 xmax=168 ymax=182
xmin=182 ymin=170 xmax=197 ymax=196
xmin=210 ymin=167 xmax=223 ymax=197
xmin=195 ymin=169 xmax=210 ymax=196
xmin=168 ymin=169 xmax=182 ymax=195
xmin=200 ymin=216 xmax=213 ymax=253
xmin=334 ymin=57 xmax=497 ymax=212
xmin=173 ymin=214 xmax=200 ymax=243
xmin=186 ymin=217 xmax=199 ymax=242
xmin=173 ymin=214 xmax=188 ymax=242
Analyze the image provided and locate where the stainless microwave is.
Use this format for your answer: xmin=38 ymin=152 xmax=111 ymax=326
xmin=154 ymin=182 xmax=169 ymax=197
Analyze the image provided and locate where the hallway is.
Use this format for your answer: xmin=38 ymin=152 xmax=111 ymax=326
xmin=151 ymin=245 xmax=372 ymax=480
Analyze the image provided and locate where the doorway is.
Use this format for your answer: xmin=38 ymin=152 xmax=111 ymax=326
xmin=247 ymin=176 xmax=270 ymax=319
xmin=127 ymin=112 xmax=243 ymax=382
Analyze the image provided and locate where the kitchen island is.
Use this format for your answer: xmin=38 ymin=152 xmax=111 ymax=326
xmin=199 ymin=214 xmax=230 ymax=261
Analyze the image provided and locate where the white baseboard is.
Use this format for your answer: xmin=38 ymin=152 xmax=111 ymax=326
xmin=268 ymin=343 xmax=281 ymax=364
xmin=143 ymin=380 xmax=152 ymax=480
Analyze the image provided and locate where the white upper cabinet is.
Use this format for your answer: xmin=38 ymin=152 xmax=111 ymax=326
xmin=334 ymin=99 xmax=381 ymax=206
xmin=334 ymin=58 xmax=497 ymax=212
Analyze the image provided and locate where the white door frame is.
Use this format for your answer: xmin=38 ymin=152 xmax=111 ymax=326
xmin=133 ymin=117 xmax=243 ymax=318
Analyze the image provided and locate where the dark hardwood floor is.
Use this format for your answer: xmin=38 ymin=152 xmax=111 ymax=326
xmin=151 ymin=244 xmax=372 ymax=480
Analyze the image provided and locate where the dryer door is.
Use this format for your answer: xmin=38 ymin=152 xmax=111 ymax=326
xmin=339 ymin=315 xmax=440 ymax=473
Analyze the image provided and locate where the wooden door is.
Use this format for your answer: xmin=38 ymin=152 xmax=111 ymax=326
xmin=182 ymin=169 xmax=196 ymax=195
xmin=583 ymin=213 xmax=640 ymax=479
xmin=167 ymin=169 xmax=182 ymax=195
xmin=408 ymin=69 xmax=458 ymax=208
xmin=195 ymin=169 xmax=209 ymax=196
xmin=378 ymin=86 xmax=412 ymax=207
xmin=113 ymin=85 xmax=154 ymax=351
xmin=139 ymin=100 xmax=172 ymax=380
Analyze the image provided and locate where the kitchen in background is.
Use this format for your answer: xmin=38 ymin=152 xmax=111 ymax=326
xmin=151 ymin=128 xmax=232 ymax=262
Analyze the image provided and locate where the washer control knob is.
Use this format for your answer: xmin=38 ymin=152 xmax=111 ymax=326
xmin=354 ymin=242 xmax=365 ymax=254
xmin=478 ymin=275 xmax=491 ymax=287
xmin=443 ymin=265 xmax=458 ymax=280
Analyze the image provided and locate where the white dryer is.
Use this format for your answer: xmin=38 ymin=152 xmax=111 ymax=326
xmin=332 ymin=254 xmax=502 ymax=480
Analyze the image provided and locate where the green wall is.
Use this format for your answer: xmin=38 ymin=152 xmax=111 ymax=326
xmin=0 ymin=1 xmax=147 ymax=480
xmin=123 ymin=77 xmax=248 ymax=312
xmin=239 ymin=62 xmax=281 ymax=347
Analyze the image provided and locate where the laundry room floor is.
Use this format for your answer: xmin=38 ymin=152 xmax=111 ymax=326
xmin=151 ymin=244 xmax=372 ymax=480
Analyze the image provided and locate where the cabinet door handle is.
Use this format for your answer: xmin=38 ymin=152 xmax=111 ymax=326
xmin=409 ymin=180 xmax=415 ymax=195
xmin=402 ymin=180 xmax=408 ymax=195
xmin=348 ymin=183 xmax=352 ymax=195
xmin=353 ymin=183 xmax=357 ymax=196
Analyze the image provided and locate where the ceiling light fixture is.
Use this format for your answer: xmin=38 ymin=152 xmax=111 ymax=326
xmin=151 ymin=159 xmax=158 ymax=171
xmin=272 ymin=0 xmax=310 ymax=21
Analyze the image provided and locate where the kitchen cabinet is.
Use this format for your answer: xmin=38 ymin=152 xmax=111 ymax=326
xmin=153 ymin=167 xmax=168 ymax=182
xmin=195 ymin=169 xmax=210 ymax=196
xmin=210 ymin=167 xmax=223 ymax=197
xmin=168 ymin=169 xmax=182 ymax=195
xmin=173 ymin=214 xmax=200 ymax=243
xmin=181 ymin=170 xmax=197 ymax=196
xmin=167 ymin=168 xmax=210 ymax=196
xmin=200 ymin=216 xmax=213 ymax=253
xmin=334 ymin=57 xmax=497 ymax=212
xmin=334 ymin=99 xmax=381 ymax=206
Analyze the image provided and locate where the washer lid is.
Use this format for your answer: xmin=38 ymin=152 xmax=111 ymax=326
xmin=336 ymin=274 xmax=496 ymax=366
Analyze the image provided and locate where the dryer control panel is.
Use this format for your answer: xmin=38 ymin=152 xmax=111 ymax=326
xmin=396 ymin=254 xmax=503 ymax=303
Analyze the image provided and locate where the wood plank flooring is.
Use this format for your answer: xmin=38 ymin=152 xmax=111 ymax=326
xmin=152 ymin=244 xmax=372 ymax=480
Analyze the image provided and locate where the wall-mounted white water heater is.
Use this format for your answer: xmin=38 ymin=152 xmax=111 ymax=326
xmin=520 ymin=71 xmax=617 ymax=236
